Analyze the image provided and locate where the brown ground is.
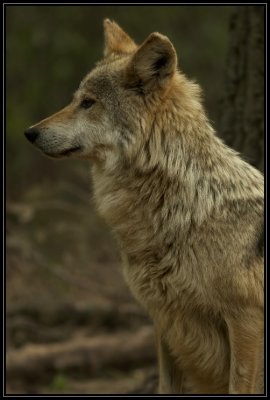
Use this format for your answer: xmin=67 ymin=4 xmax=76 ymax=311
xmin=6 ymin=178 xmax=157 ymax=394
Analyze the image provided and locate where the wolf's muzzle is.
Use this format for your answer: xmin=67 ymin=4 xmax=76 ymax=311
xmin=24 ymin=127 xmax=40 ymax=144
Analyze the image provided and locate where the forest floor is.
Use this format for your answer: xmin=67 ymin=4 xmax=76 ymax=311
xmin=6 ymin=181 xmax=157 ymax=394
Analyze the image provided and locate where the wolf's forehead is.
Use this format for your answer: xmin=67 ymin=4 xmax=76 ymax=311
xmin=78 ymin=69 xmax=116 ymax=97
xmin=77 ymin=57 xmax=129 ymax=96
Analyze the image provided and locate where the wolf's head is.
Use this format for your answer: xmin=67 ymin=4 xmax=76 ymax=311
xmin=24 ymin=20 xmax=191 ymax=169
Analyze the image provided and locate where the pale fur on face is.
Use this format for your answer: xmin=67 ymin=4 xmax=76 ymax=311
xmin=28 ymin=23 xmax=180 ymax=170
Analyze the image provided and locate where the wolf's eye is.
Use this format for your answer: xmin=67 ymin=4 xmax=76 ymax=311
xmin=80 ymin=98 xmax=95 ymax=109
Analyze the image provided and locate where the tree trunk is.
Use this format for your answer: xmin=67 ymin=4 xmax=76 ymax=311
xmin=219 ymin=5 xmax=265 ymax=172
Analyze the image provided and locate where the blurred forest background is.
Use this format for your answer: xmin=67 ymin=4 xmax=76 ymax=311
xmin=6 ymin=5 xmax=264 ymax=395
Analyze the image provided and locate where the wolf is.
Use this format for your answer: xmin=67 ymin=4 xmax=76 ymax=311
xmin=24 ymin=20 xmax=264 ymax=394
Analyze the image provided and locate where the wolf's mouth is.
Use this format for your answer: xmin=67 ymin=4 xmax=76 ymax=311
xmin=45 ymin=146 xmax=82 ymax=158
xmin=58 ymin=146 xmax=82 ymax=156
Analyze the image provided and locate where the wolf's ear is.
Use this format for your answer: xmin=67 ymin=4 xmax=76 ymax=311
xmin=103 ymin=19 xmax=137 ymax=57
xmin=126 ymin=33 xmax=177 ymax=92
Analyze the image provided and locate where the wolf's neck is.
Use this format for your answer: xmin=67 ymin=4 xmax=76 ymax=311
xmin=92 ymin=79 xmax=263 ymax=242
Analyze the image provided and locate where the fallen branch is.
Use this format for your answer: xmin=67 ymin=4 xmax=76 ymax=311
xmin=7 ymin=326 xmax=156 ymax=383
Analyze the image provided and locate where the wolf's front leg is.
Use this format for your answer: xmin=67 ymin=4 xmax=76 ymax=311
xmin=156 ymin=332 xmax=183 ymax=394
xmin=226 ymin=307 xmax=264 ymax=394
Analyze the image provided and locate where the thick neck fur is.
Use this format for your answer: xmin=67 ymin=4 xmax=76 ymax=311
xmin=92 ymin=73 xmax=263 ymax=256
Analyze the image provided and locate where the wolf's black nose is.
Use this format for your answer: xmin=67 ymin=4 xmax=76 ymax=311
xmin=24 ymin=127 xmax=39 ymax=143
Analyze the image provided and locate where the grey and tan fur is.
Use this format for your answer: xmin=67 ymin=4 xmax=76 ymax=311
xmin=24 ymin=20 xmax=264 ymax=394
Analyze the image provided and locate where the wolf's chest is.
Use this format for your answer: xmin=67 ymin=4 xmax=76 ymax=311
xmin=121 ymin=254 xmax=192 ymax=320
xmin=123 ymin=257 xmax=230 ymax=389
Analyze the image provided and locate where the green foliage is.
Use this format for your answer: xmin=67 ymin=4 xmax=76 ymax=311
xmin=50 ymin=373 xmax=69 ymax=391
